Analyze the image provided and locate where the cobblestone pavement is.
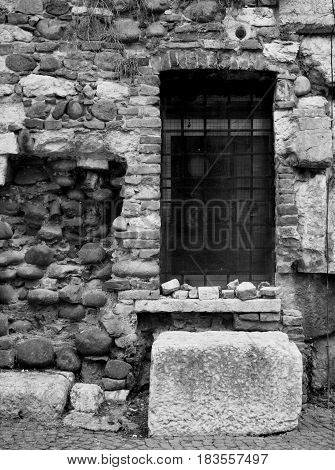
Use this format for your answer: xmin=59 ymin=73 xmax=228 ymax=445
xmin=0 ymin=405 xmax=334 ymax=450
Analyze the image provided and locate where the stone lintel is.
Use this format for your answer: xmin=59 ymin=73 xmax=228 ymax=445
xmin=135 ymin=298 xmax=281 ymax=314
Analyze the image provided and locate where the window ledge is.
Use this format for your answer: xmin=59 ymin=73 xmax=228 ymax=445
xmin=134 ymin=298 xmax=281 ymax=314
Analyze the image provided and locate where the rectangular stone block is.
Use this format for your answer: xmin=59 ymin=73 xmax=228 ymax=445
xmin=149 ymin=331 xmax=302 ymax=436
xmin=135 ymin=298 xmax=281 ymax=314
xmin=198 ymin=286 xmax=220 ymax=300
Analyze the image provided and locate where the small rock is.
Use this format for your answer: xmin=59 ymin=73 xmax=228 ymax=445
xmin=104 ymin=390 xmax=129 ymax=403
xmin=9 ymin=320 xmax=32 ymax=333
xmin=259 ymin=286 xmax=280 ymax=298
xmin=58 ymin=304 xmax=85 ymax=321
xmin=0 ymin=221 xmax=13 ymax=240
xmin=112 ymin=216 xmax=127 ymax=231
xmin=78 ymin=243 xmax=106 ymax=264
xmin=221 ymin=289 xmax=235 ymax=299
xmin=47 ymin=263 xmax=82 ymax=279
xmin=70 ymin=383 xmax=104 ymax=413
xmin=235 ymin=282 xmax=257 ymax=301
xmin=161 ymin=279 xmax=180 ymax=295
xmin=146 ymin=22 xmax=166 ymax=37
xmin=59 ymin=284 xmax=83 ymax=304
xmin=81 ymin=358 xmax=105 ymax=386
xmin=0 ymin=285 xmax=16 ymax=304
xmin=294 ymin=76 xmax=311 ymax=97
xmin=105 ymin=359 xmax=132 ymax=379
xmin=16 ymin=338 xmax=54 ymax=368
xmin=28 ymin=289 xmax=59 ymax=305
xmin=46 ymin=1 xmax=71 ymax=16
xmin=52 ymin=100 xmax=68 ymax=120
xmin=184 ymin=1 xmax=218 ymax=23
xmin=82 ymin=290 xmax=107 ymax=308
xmin=38 ymin=224 xmax=62 ymax=241
xmin=25 ymin=245 xmax=54 ymax=267
xmin=6 ymin=54 xmax=36 ymax=72
xmin=198 ymin=286 xmax=220 ymax=300
xmin=114 ymin=333 xmax=137 ymax=349
xmin=40 ymin=56 xmax=60 ymax=72
xmin=91 ymin=100 xmax=117 ymax=121
xmin=92 ymin=188 xmax=113 ymax=201
xmin=63 ymin=411 xmax=121 ymax=432
xmin=26 ymin=102 xmax=51 ymax=119
xmin=102 ymin=378 xmax=126 ymax=391
xmin=114 ymin=19 xmax=140 ymax=43
xmin=0 ymin=251 xmax=24 ymax=266
xmin=0 ymin=314 xmax=8 ymax=336
xmin=0 ymin=350 xmax=15 ymax=369
xmin=23 ymin=203 xmax=48 ymax=227
xmin=0 ymin=269 xmax=17 ymax=282
xmin=172 ymin=290 xmax=188 ymax=299
xmin=188 ymin=287 xmax=198 ymax=299
xmin=227 ymin=279 xmax=239 ymax=290
xmin=67 ymin=101 xmax=83 ymax=119
xmin=36 ymin=19 xmax=67 ymax=40
xmin=16 ymin=0 xmax=43 ymax=15
xmin=17 ymin=265 xmax=44 ymax=280
xmin=94 ymin=263 xmax=113 ymax=279
xmin=75 ymin=327 xmax=112 ymax=355
xmin=67 ymin=189 xmax=85 ymax=201
xmin=56 ymin=347 xmax=81 ymax=371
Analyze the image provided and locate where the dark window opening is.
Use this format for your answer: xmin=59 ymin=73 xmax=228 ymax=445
xmin=160 ymin=70 xmax=276 ymax=287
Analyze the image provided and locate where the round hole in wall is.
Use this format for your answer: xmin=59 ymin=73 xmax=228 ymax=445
xmin=235 ymin=25 xmax=247 ymax=40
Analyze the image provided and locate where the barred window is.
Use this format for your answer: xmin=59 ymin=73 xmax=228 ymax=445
xmin=160 ymin=71 xmax=276 ymax=287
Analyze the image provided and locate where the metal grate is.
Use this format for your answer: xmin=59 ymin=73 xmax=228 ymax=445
xmin=160 ymin=71 xmax=276 ymax=287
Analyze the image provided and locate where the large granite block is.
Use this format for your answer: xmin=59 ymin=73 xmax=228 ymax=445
xmin=149 ymin=331 xmax=302 ymax=436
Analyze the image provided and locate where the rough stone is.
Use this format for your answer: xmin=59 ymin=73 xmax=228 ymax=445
xmin=0 ymin=285 xmax=16 ymax=304
xmin=0 ymin=221 xmax=13 ymax=240
xmin=38 ymin=224 xmax=62 ymax=241
xmin=102 ymin=378 xmax=126 ymax=391
xmin=114 ymin=19 xmax=140 ymax=43
xmin=184 ymin=1 xmax=218 ymax=23
xmin=0 ymin=370 xmax=72 ymax=420
xmin=279 ymin=0 xmax=334 ymax=33
xmin=70 ymin=383 xmax=104 ymax=413
xmin=114 ymin=333 xmax=137 ymax=349
xmin=113 ymin=260 xmax=159 ymax=278
xmin=16 ymin=0 xmax=43 ymax=15
xmin=59 ymin=284 xmax=83 ymax=304
xmin=58 ymin=304 xmax=85 ymax=322
xmin=0 ymin=314 xmax=8 ymax=336
xmin=78 ymin=243 xmax=106 ymax=265
xmin=0 ymin=251 xmax=24 ymax=267
xmin=0 ymin=25 xmax=33 ymax=43
xmin=312 ymin=335 xmax=335 ymax=390
xmin=56 ymin=347 xmax=81 ymax=372
xmin=75 ymin=327 xmax=112 ymax=356
xmin=135 ymin=298 xmax=281 ymax=314
xmin=40 ymin=56 xmax=60 ymax=72
xmin=6 ymin=54 xmax=36 ymax=72
xmin=235 ymin=282 xmax=257 ymax=301
xmin=161 ymin=279 xmax=180 ymax=295
xmin=104 ymin=390 xmax=129 ymax=403
xmin=19 ymin=74 xmax=76 ymax=97
xmin=66 ymin=101 xmax=83 ymax=120
xmin=47 ymin=263 xmax=82 ymax=279
xmin=81 ymin=359 xmax=105 ymax=386
xmin=198 ymin=286 xmax=220 ymax=300
xmin=0 ymin=350 xmax=15 ymax=369
xmin=0 ymin=133 xmax=18 ymax=154
xmin=263 ymin=41 xmax=299 ymax=63
xmin=46 ymin=1 xmax=71 ymax=16
xmin=36 ymin=19 xmax=67 ymax=40
xmin=172 ymin=290 xmax=188 ymax=300
xmin=25 ymin=245 xmax=54 ymax=267
xmin=294 ymin=76 xmax=311 ymax=97
xmin=105 ymin=360 xmax=132 ymax=379
xmin=91 ymin=100 xmax=117 ymax=121
xmin=63 ymin=411 xmax=121 ymax=432
xmin=96 ymin=80 xmax=129 ymax=100
xmin=16 ymin=339 xmax=54 ymax=368
xmin=82 ymin=290 xmax=107 ymax=308
xmin=17 ymin=265 xmax=44 ymax=280
xmin=28 ymin=289 xmax=59 ymax=305
xmin=149 ymin=331 xmax=302 ymax=436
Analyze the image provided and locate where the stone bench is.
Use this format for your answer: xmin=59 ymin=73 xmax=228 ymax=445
xmin=149 ymin=331 xmax=302 ymax=436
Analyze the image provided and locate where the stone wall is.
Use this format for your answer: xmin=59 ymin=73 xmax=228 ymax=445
xmin=0 ymin=0 xmax=334 ymax=399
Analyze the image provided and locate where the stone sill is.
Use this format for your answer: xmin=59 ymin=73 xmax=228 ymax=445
xmin=134 ymin=298 xmax=281 ymax=314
